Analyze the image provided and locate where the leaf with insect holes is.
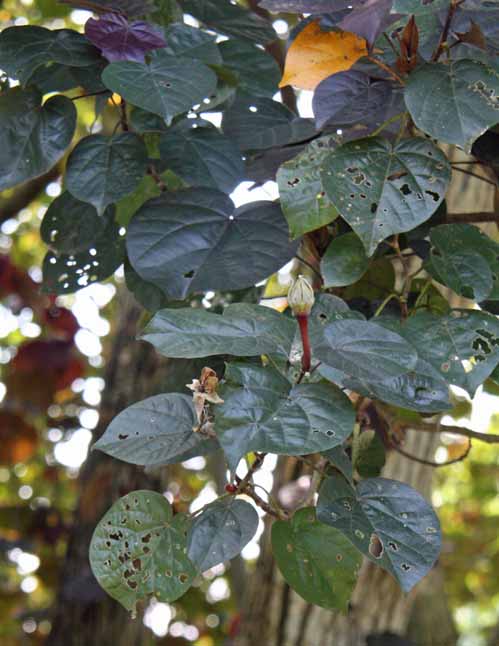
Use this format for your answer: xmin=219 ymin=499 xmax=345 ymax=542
xmin=317 ymin=474 xmax=441 ymax=592
xmin=272 ymin=507 xmax=361 ymax=610
xmin=404 ymin=59 xmax=499 ymax=152
xmin=42 ymin=214 xmax=125 ymax=295
xmin=85 ymin=13 xmax=166 ymax=62
xmin=0 ymin=87 xmax=76 ymax=192
xmin=425 ymin=223 xmax=499 ymax=302
xmin=141 ymin=303 xmax=296 ymax=360
xmin=399 ymin=309 xmax=499 ymax=396
xmin=187 ymin=498 xmax=258 ymax=571
xmin=216 ymin=363 xmax=355 ymax=471
xmin=65 ymin=133 xmax=148 ymax=215
xmin=93 ymin=393 xmax=219 ymax=466
xmin=277 ymin=135 xmax=339 ymax=239
xmin=101 ymin=50 xmax=218 ymax=125
xmin=279 ymin=20 xmax=367 ymax=90
xmin=126 ymin=187 xmax=298 ymax=300
xmin=90 ymin=491 xmax=196 ymax=611
xmin=40 ymin=192 xmax=113 ymax=255
xmin=320 ymin=136 xmax=451 ymax=255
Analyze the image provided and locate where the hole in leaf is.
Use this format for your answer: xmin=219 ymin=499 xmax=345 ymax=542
xmin=368 ymin=533 xmax=384 ymax=559
xmin=184 ymin=270 xmax=195 ymax=278
xmin=400 ymin=184 xmax=412 ymax=196
xmin=370 ymin=203 xmax=377 ymax=214
xmin=425 ymin=190 xmax=440 ymax=202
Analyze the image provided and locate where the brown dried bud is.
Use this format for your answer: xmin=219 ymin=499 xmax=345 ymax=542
xmin=287 ymin=275 xmax=315 ymax=316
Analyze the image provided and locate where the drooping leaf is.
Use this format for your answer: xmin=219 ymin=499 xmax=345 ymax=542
xmin=126 ymin=188 xmax=298 ymax=300
xmin=93 ymin=393 xmax=218 ymax=465
xmin=141 ymin=304 xmax=296 ymax=359
xmin=158 ymin=125 xmax=245 ymax=193
xmin=180 ymin=0 xmax=276 ymax=44
xmin=65 ymin=133 xmax=148 ymax=215
xmin=272 ymin=507 xmax=361 ymax=610
xmin=0 ymin=26 xmax=100 ymax=84
xmin=41 ymin=192 xmax=112 ymax=254
xmin=279 ymin=20 xmax=367 ymax=90
xmin=89 ymin=491 xmax=196 ymax=611
xmin=400 ymin=309 xmax=499 ymax=395
xmin=339 ymin=0 xmax=401 ymax=46
xmin=162 ymin=23 xmax=222 ymax=64
xmin=0 ymin=87 xmax=76 ymax=192
xmin=218 ymin=39 xmax=281 ymax=97
xmin=101 ymin=50 xmax=218 ymax=125
xmin=312 ymin=318 xmax=418 ymax=381
xmin=312 ymin=70 xmax=394 ymax=130
xmin=216 ymin=362 xmax=355 ymax=471
xmin=317 ymin=474 xmax=441 ymax=592
xmin=222 ymin=96 xmax=316 ymax=151
xmin=187 ymin=498 xmax=258 ymax=571
xmin=42 ymin=216 xmax=125 ymax=294
xmin=425 ymin=223 xmax=499 ymax=302
xmin=85 ymin=13 xmax=166 ymax=62
xmin=321 ymin=136 xmax=451 ymax=254
xmin=404 ymin=59 xmax=499 ymax=152
xmin=276 ymin=135 xmax=339 ymax=239
xmin=321 ymin=233 xmax=369 ymax=287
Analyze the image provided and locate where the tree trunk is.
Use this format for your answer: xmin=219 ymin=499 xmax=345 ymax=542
xmin=48 ymin=291 xmax=169 ymax=646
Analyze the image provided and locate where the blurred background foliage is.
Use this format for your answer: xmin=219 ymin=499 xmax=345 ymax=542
xmin=0 ymin=1 xmax=499 ymax=645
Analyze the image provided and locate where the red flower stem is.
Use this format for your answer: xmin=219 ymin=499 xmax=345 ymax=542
xmin=297 ymin=314 xmax=311 ymax=374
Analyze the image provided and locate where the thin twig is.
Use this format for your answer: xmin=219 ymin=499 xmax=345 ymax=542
xmin=367 ymin=56 xmax=405 ymax=85
xmin=235 ymin=452 xmax=267 ymax=494
xmin=147 ymin=165 xmax=167 ymax=192
xmin=409 ymin=423 xmax=499 ymax=445
xmin=446 ymin=211 xmax=499 ymax=223
xmin=451 ymin=166 xmax=498 ymax=187
xmin=70 ymin=89 xmax=109 ymax=101
xmin=295 ymin=254 xmax=323 ymax=282
xmin=119 ymin=98 xmax=129 ymax=132
xmin=392 ymin=439 xmax=471 ymax=467
xmin=370 ymin=112 xmax=407 ymax=138
xmin=431 ymin=0 xmax=462 ymax=62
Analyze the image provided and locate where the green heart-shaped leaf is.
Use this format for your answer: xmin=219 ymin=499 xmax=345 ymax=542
xmin=405 ymin=60 xmax=499 ymax=152
xmin=0 ymin=87 xmax=76 ymax=191
xmin=127 ymin=187 xmax=298 ymax=299
xmin=141 ymin=304 xmax=296 ymax=359
xmin=321 ymin=232 xmax=369 ymax=287
xmin=317 ymin=474 xmax=441 ymax=592
xmin=216 ymin=362 xmax=355 ymax=471
xmin=187 ymin=498 xmax=258 ymax=571
xmin=321 ymin=137 xmax=451 ymax=254
xmin=277 ymin=135 xmax=339 ymax=239
xmin=102 ymin=50 xmax=218 ymax=125
xmin=90 ymin=491 xmax=196 ymax=611
xmin=272 ymin=507 xmax=361 ymax=610
xmin=65 ymin=133 xmax=149 ymax=215
xmin=93 ymin=393 xmax=219 ymax=466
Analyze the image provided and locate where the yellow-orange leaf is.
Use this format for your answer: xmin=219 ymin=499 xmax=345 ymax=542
xmin=279 ymin=21 xmax=367 ymax=91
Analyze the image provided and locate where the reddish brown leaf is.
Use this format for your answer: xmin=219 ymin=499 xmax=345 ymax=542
xmin=0 ymin=412 xmax=38 ymax=464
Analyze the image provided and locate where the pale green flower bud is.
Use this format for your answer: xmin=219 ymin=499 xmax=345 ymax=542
xmin=287 ymin=275 xmax=315 ymax=316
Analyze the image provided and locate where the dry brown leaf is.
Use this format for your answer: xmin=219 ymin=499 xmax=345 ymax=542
xmin=279 ymin=21 xmax=367 ymax=91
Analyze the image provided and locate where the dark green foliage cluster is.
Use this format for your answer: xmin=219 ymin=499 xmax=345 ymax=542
xmin=1 ymin=0 xmax=498 ymax=616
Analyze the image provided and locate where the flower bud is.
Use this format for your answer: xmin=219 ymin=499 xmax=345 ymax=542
xmin=287 ymin=275 xmax=315 ymax=316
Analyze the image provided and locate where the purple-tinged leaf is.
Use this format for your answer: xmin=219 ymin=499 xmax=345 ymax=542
xmin=339 ymin=0 xmax=402 ymax=47
xmin=85 ymin=13 xmax=166 ymax=62
xmin=313 ymin=70 xmax=392 ymax=129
